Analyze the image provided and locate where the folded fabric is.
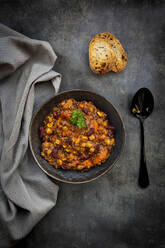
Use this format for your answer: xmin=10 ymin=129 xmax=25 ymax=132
xmin=0 ymin=23 xmax=61 ymax=247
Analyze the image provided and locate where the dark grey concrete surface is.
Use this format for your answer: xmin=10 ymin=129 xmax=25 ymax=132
xmin=0 ymin=0 xmax=165 ymax=247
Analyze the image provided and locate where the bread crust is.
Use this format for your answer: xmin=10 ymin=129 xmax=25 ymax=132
xmin=96 ymin=32 xmax=127 ymax=72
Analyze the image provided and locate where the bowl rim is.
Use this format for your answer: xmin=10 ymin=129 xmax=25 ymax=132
xmin=29 ymin=89 xmax=125 ymax=184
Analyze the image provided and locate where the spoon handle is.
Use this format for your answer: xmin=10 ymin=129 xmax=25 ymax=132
xmin=139 ymin=118 xmax=149 ymax=188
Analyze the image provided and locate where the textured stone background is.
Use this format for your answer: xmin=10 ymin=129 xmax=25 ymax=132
xmin=0 ymin=0 xmax=165 ymax=247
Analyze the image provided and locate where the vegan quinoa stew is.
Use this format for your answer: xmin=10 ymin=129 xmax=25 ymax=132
xmin=39 ymin=99 xmax=115 ymax=171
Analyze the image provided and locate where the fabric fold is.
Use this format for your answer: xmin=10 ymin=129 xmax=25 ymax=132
xmin=0 ymin=23 xmax=61 ymax=247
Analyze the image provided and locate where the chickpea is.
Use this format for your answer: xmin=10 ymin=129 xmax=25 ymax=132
xmin=57 ymin=159 xmax=62 ymax=165
xmin=110 ymin=138 xmax=115 ymax=146
xmin=46 ymin=149 xmax=52 ymax=156
xmin=105 ymin=138 xmax=111 ymax=145
xmin=77 ymin=165 xmax=85 ymax=170
xmin=43 ymin=142 xmax=50 ymax=148
xmin=46 ymin=127 xmax=53 ymax=135
xmin=81 ymin=143 xmax=86 ymax=147
xmin=55 ymin=139 xmax=61 ymax=145
xmin=41 ymin=152 xmax=45 ymax=157
xmin=103 ymin=120 xmax=108 ymax=127
xmin=79 ymin=103 xmax=84 ymax=108
xmin=89 ymin=147 xmax=95 ymax=153
xmin=89 ymin=135 xmax=95 ymax=141
xmin=86 ymin=141 xmax=93 ymax=148
xmin=68 ymin=154 xmax=74 ymax=161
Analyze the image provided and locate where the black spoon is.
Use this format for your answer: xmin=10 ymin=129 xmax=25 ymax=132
xmin=131 ymin=87 xmax=154 ymax=188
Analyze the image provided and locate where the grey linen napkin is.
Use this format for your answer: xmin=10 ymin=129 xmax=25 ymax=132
xmin=0 ymin=23 xmax=61 ymax=247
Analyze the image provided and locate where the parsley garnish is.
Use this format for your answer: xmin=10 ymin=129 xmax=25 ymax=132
xmin=70 ymin=110 xmax=87 ymax=128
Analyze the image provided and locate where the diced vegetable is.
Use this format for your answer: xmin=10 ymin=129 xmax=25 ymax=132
xmin=40 ymin=99 xmax=115 ymax=171
xmin=86 ymin=128 xmax=94 ymax=136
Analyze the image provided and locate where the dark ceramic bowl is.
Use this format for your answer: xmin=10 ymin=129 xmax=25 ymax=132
xmin=29 ymin=90 xmax=125 ymax=184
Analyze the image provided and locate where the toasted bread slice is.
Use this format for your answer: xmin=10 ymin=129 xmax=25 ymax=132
xmin=89 ymin=37 xmax=116 ymax=74
xmin=96 ymin=32 xmax=127 ymax=72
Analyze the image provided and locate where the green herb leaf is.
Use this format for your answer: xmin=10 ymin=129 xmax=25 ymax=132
xmin=70 ymin=110 xmax=87 ymax=128
xmin=70 ymin=110 xmax=79 ymax=124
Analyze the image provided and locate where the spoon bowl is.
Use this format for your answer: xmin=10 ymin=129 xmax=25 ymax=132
xmin=131 ymin=87 xmax=154 ymax=119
